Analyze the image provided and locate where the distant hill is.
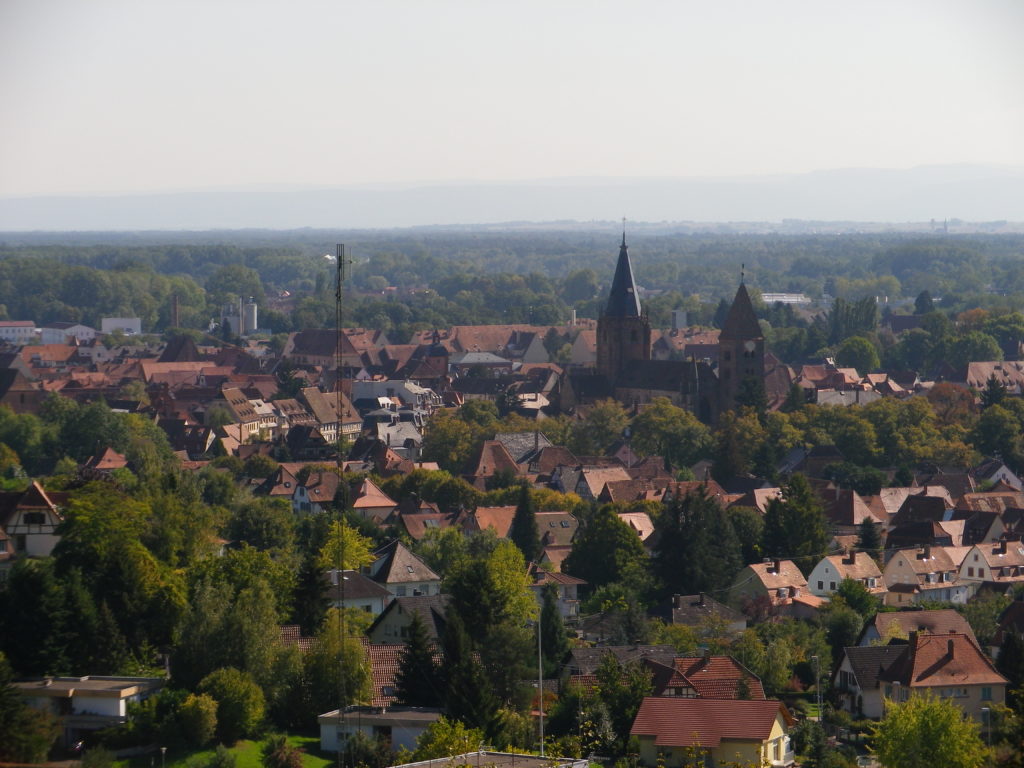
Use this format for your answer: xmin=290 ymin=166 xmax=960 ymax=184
xmin=1 ymin=164 xmax=1022 ymax=231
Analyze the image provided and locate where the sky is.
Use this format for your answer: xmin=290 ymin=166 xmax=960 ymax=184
xmin=1 ymin=0 xmax=1022 ymax=199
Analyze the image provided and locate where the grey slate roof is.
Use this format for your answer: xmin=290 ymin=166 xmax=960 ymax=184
xmin=604 ymin=236 xmax=642 ymax=318
xmin=841 ymin=645 xmax=907 ymax=691
xmin=720 ymin=283 xmax=762 ymax=340
xmin=371 ymin=540 xmax=440 ymax=585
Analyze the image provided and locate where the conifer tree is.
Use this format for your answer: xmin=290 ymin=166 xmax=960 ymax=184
xmin=508 ymin=483 xmax=541 ymax=564
xmin=394 ymin=613 xmax=443 ymax=707
xmin=762 ymin=473 xmax=829 ymax=575
xmin=441 ymin=610 xmax=498 ymax=737
xmin=856 ymin=517 xmax=882 ymax=561
xmin=539 ymin=584 xmax=569 ymax=677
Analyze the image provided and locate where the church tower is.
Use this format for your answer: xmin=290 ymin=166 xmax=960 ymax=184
xmin=597 ymin=234 xmax=651 ymax=382
xmin=717 ymin=281 xmax=764 ymax=414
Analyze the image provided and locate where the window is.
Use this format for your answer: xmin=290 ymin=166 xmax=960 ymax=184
xmin=817 ymin=581 xmax=824 ymax=590
xmin=561 ymin=520 xmax=571 ymax=528
xmin=23 ymin=512 xmax=45 ymax=525
xmin=982 ymin=687 xmax=993 ymax=701
xmin=395 ymin=586 xmax=406 ymax=596
xmin=968 ymin=567 xmax=974 ymax=577
xmin=829 ymin=581 xmax=836 ymax=590
xmin=980 ymin=568 xmax=986 ymax=578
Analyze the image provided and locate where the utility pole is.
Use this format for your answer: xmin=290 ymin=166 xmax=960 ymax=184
xmin=537 ymin=616 xmax=545 ymax=756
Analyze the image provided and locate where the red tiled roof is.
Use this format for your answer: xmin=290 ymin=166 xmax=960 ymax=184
xmin=880 ymin=632 xmax=1007 ymax=688
xmin=631 ymin=697 xmax=792 ymax=747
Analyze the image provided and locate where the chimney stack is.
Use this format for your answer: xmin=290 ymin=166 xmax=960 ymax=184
xmin=773 ymin=559 xmax=781 ymax=574
xmin=947 ymin=638 xmax=955 ymax=657
xmin=843 ymin=548 xmax=856 ymax=565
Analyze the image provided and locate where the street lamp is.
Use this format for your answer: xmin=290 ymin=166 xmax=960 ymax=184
xmin=536 ymin=617 xmax=545 ymax=757
xmin=160 ymin=746 xmax=167 ymax=768
xmin=811 ymin=655 xmax=822 ymax=720
xmin=981 ymin=707 xmax=991 ymax=748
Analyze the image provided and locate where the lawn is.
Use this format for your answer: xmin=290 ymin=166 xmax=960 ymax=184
xmin=117 ymin=734 xmax=334 ymax=768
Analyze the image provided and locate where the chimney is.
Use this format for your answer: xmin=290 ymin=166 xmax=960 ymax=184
xmin=843 ymin=548 xmax=856 ymax=565
xmin=947 ymin=638 xmax=955 ymax=658
xmin=673 ymin=594 xmax=683 ymax=609
xmin=773 ymin=559 xmax=781 ymax=574
xmin=997 ymin=539 xmax=1008 ymax=555
xmin=917 ymin=545 xmax=931 ymax=560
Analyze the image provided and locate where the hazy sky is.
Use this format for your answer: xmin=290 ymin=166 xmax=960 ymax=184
xmin=2 ymin=0 xmax=1022 ymax=198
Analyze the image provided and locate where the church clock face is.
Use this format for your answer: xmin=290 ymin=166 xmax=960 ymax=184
xmin=744 ymin=340 xmax=756 ymax=352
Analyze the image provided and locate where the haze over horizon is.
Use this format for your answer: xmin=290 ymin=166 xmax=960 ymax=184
xmin=2 ymin=0 xmax=1022 ymax=227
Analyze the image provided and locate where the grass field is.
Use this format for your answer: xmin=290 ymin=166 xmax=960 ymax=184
xmin=116 ymin=735 xmax=333 ymax=768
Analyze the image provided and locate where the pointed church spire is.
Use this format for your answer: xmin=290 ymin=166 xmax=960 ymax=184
xmin=605 ymin=231 xmax=642 ymax=317
xmin=720 ymin=282 xmax=762 ymax=339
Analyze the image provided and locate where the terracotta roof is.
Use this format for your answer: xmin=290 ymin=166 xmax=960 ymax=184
xmin=820 ymin=552 xmax=883 ymax=582
xmin=618 ymin=511 xmax=655 ymax=542
xmin=531 ymin=568 xmax=586 ymax=587
xmin=674 ymin=655 xmax=766 ymax=700
xmin=351 ymin=477 xmax=397 ymax=510
xmin=536 ymin=510 xmax=578 ymax=547
xmin=464 ymin=505 xmax=517 ymax=537
xmin=84 ymin=446 xmax=128 ymax=471
xmin=363 ymin=643 xmax=440 ymax=707
xmin=399 ymin=512 xmax=453 ymax=541
xmin=866 ymin=609 xmax=978 ymax=646
xmin=630 ymin=697 xmax=791 ymax=747
xmin=957 ymin=492 xmax=1024 ymax=514
xmin=880 ymin=632 xmax=1007 ymax=688
xmin=747 ymin=560 xmax=808 ymax=591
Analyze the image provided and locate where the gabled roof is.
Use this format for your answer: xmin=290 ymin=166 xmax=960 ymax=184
xmin=604 ymin=235 xmax=642 ymax=318
xmin=839 ymin=645 xmax=908 ymax=691
xmin=84 ymin=446 xmax=128 ymax=471
xmin=879 ymin=632 xmax=1007 ymax=688
xmin=327 ymin=570 xmax=393 ymax=602
xmin=536 ymin=510 xmax=578 ymax=547
xmin=864 ymin=609 xmax=978 ymax=647
xmin=720 ymin=283 xmax=763 ymax=340
xmin=462 ymin=505 xmax=517 ymax=537
xmin=818 ymin=552 xmax=883 ymax=582
xmin=350 ymin=477 xmax=397 ymax=510
xmin=371 ymin=540 xmax=440 ymax=585
xmin=659 ymin=593 xmax=744 ymax=628
xmin=630 ymin=697 xmax=792 ymax=747
xmin=568 ymin=645 xmax=676 ymax=675
xmin=367 ymin=595 xmax=449 ymax=640
xmin=493 ymin=431 xmax=553 ymax=464
xmin=746 ymin=560 xmax=808 ymax=590
xmin=673 ymin=655 xmax=766 ymax=700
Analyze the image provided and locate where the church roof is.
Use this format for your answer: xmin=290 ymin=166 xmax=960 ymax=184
xmin=604 ymin=235 xmax=642 ymax=318
xmin=720 ymin=283 xmax=762 ymax=339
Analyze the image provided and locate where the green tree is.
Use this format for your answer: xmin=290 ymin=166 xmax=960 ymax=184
xmin=594 ymin=653 xmax=653 ymax=752
xmin=762 ymin=474 xmax=830 ymax=575
xmin=199 ymin=667 xmax=267 ymax=744
xmin=652 ymin=487 xmax=742 ymax=598
xmin=835 ymin=577 xmax=878 ymax=618
xmin=835 ymin=336 xmax=880 ymax=374
xmin=540 ymin=583 xmax=570 ymax=677
xmin=508 ymin=483 xmax=541 ymax=564
xmin=411 ymin=717 xmax=485 ymax=761
xmin=856 ymin=518 xmax=882 ymax=561
xmin=261 ymin=734 xmax=304 ymax=768
xmin=948 ymin=331 xmax=1002 ymax=370
xmin=179 ymin=692 xmax=218 ymax=748
xmin=441 ymin=610 xmax=499 ymax=737
xmin=630 ymin=397 xmax=712 ymax=469
xmin=394 ymin=613 xmax=443 ymax=708
xmin=871 ymin=691 xmax=988 ymax=768
xmin=980 ymin=374 xmax=1007 ymax=409
xmin=0 ymin=652 xmax=59 ymax=762
xmin=568 ymin=399 xmax=629 ymax=456
xmin=291 ymin=555 xmax=329 ymax=636
xmin=562 ymin=505 xmax=648 ymax=590
xmin=303 ymin=609 xmax=372 ymax=717
xmin=317 ymin=520 xmax=375 ymax=571
xmin=914 ymin=290 xmax=935 ymax=315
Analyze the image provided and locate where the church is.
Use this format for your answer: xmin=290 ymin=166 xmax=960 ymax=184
xmin=573 ymin=233 xmax=781 ymax=423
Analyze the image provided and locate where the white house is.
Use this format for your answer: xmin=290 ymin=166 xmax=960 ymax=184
xmin=0 ymin=481 xmax=66 ymax=558
xmin=368 ymin=540 xmax=441 ymax=597
xmin=0 ymin=321 xmax=36 ymax=344
xmin=959 ymin=540 xmax=1024 ymax=591
xmin=882 ymin=546 xmax=970 ymax=606
xmin=807 ymin=551 xmax=886 ymax=600
xmin=100 ymin=317 xmax=142 ymax=336
xmin=319 ymin=707 xmax=441 ymax=753
xmin=15 ymin=676 xmax=163 ymax=746
xmin=40 ymin=322 xmax=96 ymax=345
